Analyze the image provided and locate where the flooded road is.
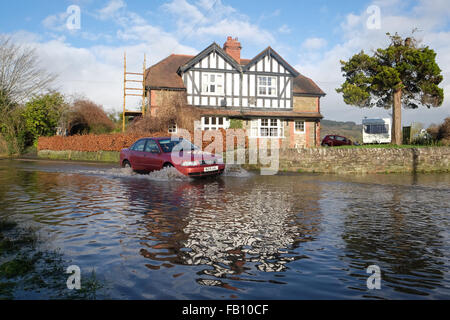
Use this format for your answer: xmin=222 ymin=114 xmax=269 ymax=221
xmin=0 ymin=159 xmax=449 ymax=299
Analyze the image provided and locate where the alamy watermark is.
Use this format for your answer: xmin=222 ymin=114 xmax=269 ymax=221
xmin=366 ymin=5 xmax=381 ymax=30
xmin=170 ymin=128 xmax=280 ymax=175
xmin=66 ymin=265 xmax=81 ymax=290
xmin=66 ymin=5 xmax=81 ymax=30
xmin=366 ymin=265 xmax=381 ymax=290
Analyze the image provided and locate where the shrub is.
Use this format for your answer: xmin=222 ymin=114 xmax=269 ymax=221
xmin=0 ymin=107 xmax=28 ymax=155
xmin=128 ymin=91 xmax=201 ymax=134
xmin=427 ymin=124 xmax=440 ymax=141
xmin=0 ymin=135 xmax=7 ymax=155
xmin=68 ymin=100 xmax=114 ymax=135
xmin=22 ymin=92 xmax=67 ymax=141
xmin=229 ymin=119 xmax=243 ymax=129
xmin=427 ymin=117 xmax=450 ymax=146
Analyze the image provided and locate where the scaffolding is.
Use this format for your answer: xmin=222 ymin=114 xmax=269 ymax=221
xmin=122 ymin=52 xmax=147 ymax=132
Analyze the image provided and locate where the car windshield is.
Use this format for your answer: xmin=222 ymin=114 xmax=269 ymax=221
xmin=158 ymin=139 xmax=199 ymax=153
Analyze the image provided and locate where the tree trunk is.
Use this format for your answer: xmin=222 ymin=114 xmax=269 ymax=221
xmin=392 ymin=89 xmax=402 ymax=145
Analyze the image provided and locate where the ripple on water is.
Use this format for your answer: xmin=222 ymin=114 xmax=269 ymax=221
xmin=1 ymin=160 xmax=450 ymax=299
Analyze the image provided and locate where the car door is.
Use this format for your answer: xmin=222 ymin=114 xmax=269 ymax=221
xmin=129 ymin=139 xmax=147 ymax=170
xmin=143 ymin=139 xmax=163 ymax=171
xmin=335 ymin=136 xmax=345 ymax=146
xmin=328 ymin=136 xmax=335 ymax=146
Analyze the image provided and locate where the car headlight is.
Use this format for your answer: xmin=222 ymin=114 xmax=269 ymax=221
xmin=181 ymin=161 xmax=200 ymax=167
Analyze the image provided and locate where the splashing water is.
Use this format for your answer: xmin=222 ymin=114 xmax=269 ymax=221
xmin=223 ymin=164 xmax=252 ymax=177
xmin=75 ymin=166 xmax=191 ymax=182
xmin=146 ymin=167 xmax=191 ymax=181
xmin=14 ymin=159 xmax=251 ymax=181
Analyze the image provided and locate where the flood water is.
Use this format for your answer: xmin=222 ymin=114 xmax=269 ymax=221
xmin=0 ymin=159 xmax=449 ymax=299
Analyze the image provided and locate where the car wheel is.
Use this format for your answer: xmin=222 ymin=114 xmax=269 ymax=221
xmin=163 ymin=163 xmax=174 ymax=168
xmin=123 ymin=160 xmax=132 ymax=169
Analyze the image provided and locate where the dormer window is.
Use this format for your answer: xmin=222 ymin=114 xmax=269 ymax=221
xmin=202 ymin=73 xmax=223 ymax=95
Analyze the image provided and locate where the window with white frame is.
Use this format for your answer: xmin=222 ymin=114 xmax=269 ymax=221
xmin=258 ymin=76 xmax=277 ymax=97
xmin=250 ymin=119 xmax=284 ymax=138
xmin=201 ymin=117 xmax=230 ymax=131
xmin=168 ymin=122 xmax=177 ymax=133
xmin=294 ymin=120 xmax=305 ymax=134
xmin=202 ymin=73 xmax=224 ymax=95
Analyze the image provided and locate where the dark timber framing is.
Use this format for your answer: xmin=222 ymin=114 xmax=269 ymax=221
xmin=163 ymin=41 xmax=324 ymax=112
xmin=243 ymin=47 xmax=300 ymax=78
xmin=178 ymin=43 xmax=241 ymax=74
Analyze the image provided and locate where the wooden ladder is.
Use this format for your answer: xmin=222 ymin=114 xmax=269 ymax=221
xmin=122 ymin=52 xmax=147 ymax=132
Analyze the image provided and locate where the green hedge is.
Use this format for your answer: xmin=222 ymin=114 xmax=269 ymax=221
xmin=38 ymin=150 xmax=120 ymax=163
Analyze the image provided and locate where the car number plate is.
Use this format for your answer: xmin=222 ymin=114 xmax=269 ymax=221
xmin=204 ymin=166 xmax=219 ymax=173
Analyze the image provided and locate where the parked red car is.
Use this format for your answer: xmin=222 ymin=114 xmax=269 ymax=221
xmin=120 ymin=137 xmax=225 ymax=177
xmin=321 ymin=135 xmax=353 ymax=147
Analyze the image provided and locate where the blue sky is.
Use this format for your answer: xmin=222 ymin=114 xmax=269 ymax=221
xmin=0 ymin=0 xmax=371 ymax=59
xmin=1 ymin=0 xmax=449 ymax=126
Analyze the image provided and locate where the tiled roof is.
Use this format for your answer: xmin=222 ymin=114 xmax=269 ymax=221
xmin=145 ymin=54 xmax=194 ymax=89
xmin=293 ymin=74 xmax=326 ymax=96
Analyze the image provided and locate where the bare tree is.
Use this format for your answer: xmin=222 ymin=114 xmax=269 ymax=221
xmin=0 ymin=36 xmax=56 ymax=154
xmin=0 ymin=36 xmax=56 ymax=108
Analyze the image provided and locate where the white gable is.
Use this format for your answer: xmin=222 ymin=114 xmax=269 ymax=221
xmin=190 ymin=51 xmax=234 ymax=71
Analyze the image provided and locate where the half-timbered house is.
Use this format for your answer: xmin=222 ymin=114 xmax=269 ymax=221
xmin=145 ymin=37 xmax=325 ymax=148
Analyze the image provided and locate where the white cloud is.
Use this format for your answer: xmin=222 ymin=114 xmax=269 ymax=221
xmin=42 ymin=12 xmax=69 ymax=32
xmin=18 ymin=37 xmax=195 ymax=113
xmin=278 ymin=24 xmax=291 ymax=34
xmin=301 ymin=37 xmax=327 ymax=50
xmin=196 ymin=19 xmax=275 ymax=46
xmin=195 ymin=0 xmax=236 ymax=18
xmin=162 ymin=0 xmax=274 ymax=46
xmin=162 ymin=0 xmax=204 ymax=22
xmin=98 ymin=0 xmax=126 ymax=20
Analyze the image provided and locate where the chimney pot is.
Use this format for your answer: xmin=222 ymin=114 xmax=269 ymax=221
xmin=223 ymin=36 xmax=242 ymax=64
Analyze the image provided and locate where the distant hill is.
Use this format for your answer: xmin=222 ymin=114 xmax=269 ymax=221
xmin=321 ymin=119 xmax=363 ymax=143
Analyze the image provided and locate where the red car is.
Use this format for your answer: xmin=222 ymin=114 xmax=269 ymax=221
xmin=120 ymin=137 xmax=225 ymax=177
xmin=321 ymin=135 xmax=353 ymax=147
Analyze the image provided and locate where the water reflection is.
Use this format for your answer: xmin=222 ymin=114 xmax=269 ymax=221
xmin=124 ymin=177 xmax=322 ymax=290
xmin=1 ymin=160 xmax=450 ymax=299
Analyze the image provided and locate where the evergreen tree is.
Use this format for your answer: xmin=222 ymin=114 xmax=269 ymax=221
xmin=337 ymin=33 xmax=444 ymax=145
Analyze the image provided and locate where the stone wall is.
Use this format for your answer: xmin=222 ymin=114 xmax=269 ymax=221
xmin=293 ymin=96 xmax=318 ymax=113
xmin=277 ymin=147 xmax=450 ymax=174
xmin=38 ymin=146 xmax=450 ymax=175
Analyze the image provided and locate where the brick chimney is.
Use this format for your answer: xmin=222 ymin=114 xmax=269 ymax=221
xmin=223 ymin=36 xmax=241 ymax=64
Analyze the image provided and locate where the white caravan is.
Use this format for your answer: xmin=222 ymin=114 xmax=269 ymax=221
xmin=362 ymin=118 xmax=392 ymax=144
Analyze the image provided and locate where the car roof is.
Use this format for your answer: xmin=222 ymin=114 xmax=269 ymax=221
xmin=153 ymin=137 xmax=171 ymax=140
xmin=140 ymin=137 xmax=181 ymax=141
